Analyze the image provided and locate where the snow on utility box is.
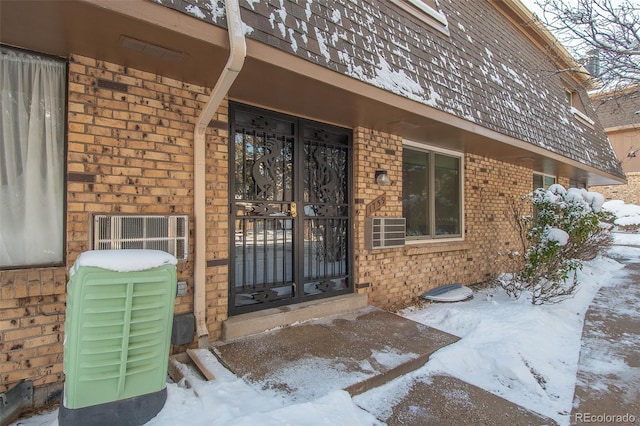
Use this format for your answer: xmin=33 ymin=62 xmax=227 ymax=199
xmin=59 ymin=250 xmax=177 ymax=426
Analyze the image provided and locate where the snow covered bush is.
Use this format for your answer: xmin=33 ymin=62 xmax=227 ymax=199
xmin=501 ymin=185 xmax=615 ymax=305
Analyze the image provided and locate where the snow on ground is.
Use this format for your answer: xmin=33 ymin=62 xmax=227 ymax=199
xmin=358 ymin=241 xmax=628 ymax=425
xmin=604 ymin=199 xmax=640 ymax=227
xmin=12 ymin=204 xmax=640 ymax=426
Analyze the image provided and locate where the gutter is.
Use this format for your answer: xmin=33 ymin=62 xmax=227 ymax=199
xmin=193 ymin=0 xmax=246 ymax=347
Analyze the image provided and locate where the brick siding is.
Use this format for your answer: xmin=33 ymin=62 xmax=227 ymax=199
xmin=591 ymin=172 xmax=640 ymax=205
xmin=1 ymin=55 xmax=231 ymax=396
xmin=352 ymin=128 xmax=532 ymax=310
xmin=2 ymin=54 xmax=550 ymax=405
xmin=66 ymin=54 xmax=231 ymax=337
xmin=0 ymin=268 xmax=67 ymax=397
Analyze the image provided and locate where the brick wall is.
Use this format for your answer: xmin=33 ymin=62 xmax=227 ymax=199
xmin=1 ymin=52 xmax=563 ymax=405
xmin=1 ymin=54 xmax=231 ymax=398
xmin=0 ymin=268 xmax=66 ymax=400
xmin=352 ymin=128 xmax=532 ymax=310
xmin=66 ymin=54 xmax=230 ymax=341
xmin=590 ymin=172 xmax=640 ymax=205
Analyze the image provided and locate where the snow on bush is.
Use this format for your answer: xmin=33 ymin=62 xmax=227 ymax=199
xmin=501 ymin=185 xmax=614 ymax=304
xmin=544 ymin=227 xmax=569 ymax=246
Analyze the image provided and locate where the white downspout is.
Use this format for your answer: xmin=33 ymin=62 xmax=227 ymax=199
xmin=193 ymin=0 xmax=246 ymax=348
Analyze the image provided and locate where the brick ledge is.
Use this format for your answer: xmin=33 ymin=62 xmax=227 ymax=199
xmin=403 ymin=241 xmax=472 ymax=256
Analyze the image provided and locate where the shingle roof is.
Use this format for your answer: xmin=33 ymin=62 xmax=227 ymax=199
xmin=592 ymin=88 xmax=640 ymax=130
xmin=155 ymin=0 xmax=624 ymax=179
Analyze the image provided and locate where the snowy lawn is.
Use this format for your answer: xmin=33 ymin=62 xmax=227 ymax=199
xmin=357 ymin=235 xmax=636 ymax=425
xmin=604 ymin=200 xmax=640 ymax=228
xmin=12 ymin=202 xmax=640 ymax=426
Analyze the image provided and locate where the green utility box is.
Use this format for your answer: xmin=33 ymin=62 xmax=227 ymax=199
xmin=59 ymin=250 xmax=177 ymax=426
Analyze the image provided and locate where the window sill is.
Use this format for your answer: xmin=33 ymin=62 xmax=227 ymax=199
xmin=570 ymin=107 xmax=595 ymax=128
xmin=403 ymin=239 xmax=471 ymax=255
xmin=1 ymin=262 xmax=65 ymax=271
xmin=388 ymin=0 xmax=450 ymax=36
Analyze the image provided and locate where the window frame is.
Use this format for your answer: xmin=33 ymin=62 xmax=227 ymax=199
xmin=533 ymin=172 xmax=556 ymax=190
xmin=565 ymin=88 xmax=595 ymax=127
xmin=388 ymin=0 xmax=449 ymax=36
xmin=402 ymin=140 xmax=464 ymax=244
xmin=0 ymin=46 xmax=68 ymax=269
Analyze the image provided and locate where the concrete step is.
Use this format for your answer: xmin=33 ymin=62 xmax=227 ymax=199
xmin=221 ymin=293 xmax=369 ymax=341
xmin=213 ymin=306 xmax=459 ymax=401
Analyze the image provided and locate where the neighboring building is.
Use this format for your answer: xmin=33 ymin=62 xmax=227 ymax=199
xmin=589 ymin=87 xmax=640 ymax=204
xmin=0 ymin=0 xmax=624 ymax=410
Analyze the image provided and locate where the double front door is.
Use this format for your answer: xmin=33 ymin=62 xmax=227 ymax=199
xmin=229 ymin=103 xmax=352 ymax=315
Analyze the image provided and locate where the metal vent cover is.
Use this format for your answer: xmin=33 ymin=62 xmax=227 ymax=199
xmin=365 ymin=217 xmax=406 ymax=249
xmin=93 ymin=215 xmax=188 ymax=260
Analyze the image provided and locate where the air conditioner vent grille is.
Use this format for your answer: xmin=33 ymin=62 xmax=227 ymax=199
xmin=93 ymin=215 xmax=188 ymax=260
xmin=365 ymin=217 xmax=406 ymax=249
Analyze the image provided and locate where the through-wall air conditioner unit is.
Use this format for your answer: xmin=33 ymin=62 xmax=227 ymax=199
xmin=93 ymin=215 xmax=188 ymax=260
xmin=365 ymin=217 xmax=406 ymax=249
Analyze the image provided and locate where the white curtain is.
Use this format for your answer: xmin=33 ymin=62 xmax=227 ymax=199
xmin=0 ymin=48 xmax=66 ymax=267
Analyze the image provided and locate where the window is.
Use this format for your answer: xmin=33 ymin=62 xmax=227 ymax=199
xmin=402 ymin=143 xmax=463 ymax=240
xmin=565 ymin=89 xmax=573 ymax=106
xmin=569 ymin=179 xmax=586 ymax=189
xmin=533 ymin=173 xmax=556 ymax=190
xmin=388 ymin=0 xmax=449 ymax=35
xmin=565 ymin=88 xmax=594 ymax=127
xmin=0 ymin=47 xmax=66 ymax=268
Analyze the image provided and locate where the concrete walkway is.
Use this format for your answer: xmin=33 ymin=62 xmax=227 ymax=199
xmin=378 ymin=374 xmax=552 ymax=425
xmin=570 ymin=244 xmax=640 ymax=425
xmin=213 ymin=240 xmax=640 ymax=425
xmin=214 ymin=307 xmax=460 ymax=400
xmin=214 ymin=307 xmax=556 ymax=425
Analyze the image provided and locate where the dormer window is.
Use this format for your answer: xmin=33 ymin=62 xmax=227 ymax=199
xmin=389 ymin=0 xmax=449 ymax=35
xmin=565 ymin=89 xmax=573 ymax=105
xmin=565 ymin=88 xmax=594 ymax=127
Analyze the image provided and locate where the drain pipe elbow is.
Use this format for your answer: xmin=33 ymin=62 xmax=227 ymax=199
xmin=193 ymin=0 xmax=246 ymax=347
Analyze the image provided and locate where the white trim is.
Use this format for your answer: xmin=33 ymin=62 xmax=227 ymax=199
xmin=404 ymin=139 xmax=462 ymax=157
xmin=533 ymin=171 xmax=557 ymax=180
xmin=405 ymin=0 xmax=448 ymax=25
xmin=388 ymin=0 xmax=449 ymax=36
xmin=570 ymin=106 xmax=595 ymax=127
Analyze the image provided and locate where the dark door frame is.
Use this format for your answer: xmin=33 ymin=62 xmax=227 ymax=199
xmin=228 ymin=101 xmax=354 ymax=316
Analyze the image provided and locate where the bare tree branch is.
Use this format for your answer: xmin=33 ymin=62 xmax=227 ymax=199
xmin=533 ymin=0 xmax=640 ymax=91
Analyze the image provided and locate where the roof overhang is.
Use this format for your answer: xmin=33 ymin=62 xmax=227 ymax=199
xmin=0 ymin=0 xmax=623 ymax=186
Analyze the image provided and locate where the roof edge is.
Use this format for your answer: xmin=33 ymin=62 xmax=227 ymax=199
xmin=490 ymin=0 xmax=592 ymax=87
xmin=590 ymin=84 xmax=640 ymax=100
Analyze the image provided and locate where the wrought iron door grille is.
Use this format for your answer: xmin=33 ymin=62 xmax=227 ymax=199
xmin=230 ymin=102 xmax=352 ymax=314
xmin=233 ymin=204 xmax=294 ymax=289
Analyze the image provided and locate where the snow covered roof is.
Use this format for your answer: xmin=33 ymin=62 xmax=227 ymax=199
xmin=155 ymin=0 xmax=624 ymax=180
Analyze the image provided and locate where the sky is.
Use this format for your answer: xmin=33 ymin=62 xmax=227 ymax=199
xmin=13 ymin=198 xmax=640 ymax=426
xmin=520 ymin=0 xmax=545 ymax=17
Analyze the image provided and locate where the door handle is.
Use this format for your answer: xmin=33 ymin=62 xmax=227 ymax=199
xmin=290 ymin=202 xmax=297 ymax=217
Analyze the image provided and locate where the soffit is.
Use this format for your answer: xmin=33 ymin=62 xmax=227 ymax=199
xmin=0 ymin=0 xmax=229 ymax=88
